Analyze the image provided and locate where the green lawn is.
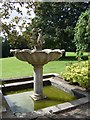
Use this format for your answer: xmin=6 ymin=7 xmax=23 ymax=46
xmin=0 ymin=52 xmax=88 ymax=80
xmin=66 ymin=52 xmax=88 ymax=57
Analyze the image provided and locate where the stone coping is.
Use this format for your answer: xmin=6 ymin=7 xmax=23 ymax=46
xmin=35 ymin=77 xmax=90 ymax=114
xmin=36 ymin=97 xmax=89 ymax=114
xmin=1 ymin=73 xmax=59 ymax=84
xmin=1 ymin=74 xmax=90 ymax=118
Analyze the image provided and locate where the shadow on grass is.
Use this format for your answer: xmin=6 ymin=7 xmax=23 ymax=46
xmin=59 ymin=56 xmax=88 ymax=61
xmin=59 ymin=56 xmax=77 ymax=61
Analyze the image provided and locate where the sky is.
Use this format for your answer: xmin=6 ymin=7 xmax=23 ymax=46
xmin=0 ymin=3 xmax=35 ymax=36
xmin=0 ymin=0 xmax=90 ymax=36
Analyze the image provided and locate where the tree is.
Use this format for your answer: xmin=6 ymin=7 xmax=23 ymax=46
xmin=0 ymin=2 xmax=34 ymax=49
xmin=1 ymin=36 xmax=10 ymax=58
xmin=0 ymin=37 xmax=2 ymax=58
xmin=0 ymin=2 xmax=90 ymax=52
xmin=74 ymin=6 xmax=90 ymax=60
xmin=31 ymin=2 xmax=90 ymax=52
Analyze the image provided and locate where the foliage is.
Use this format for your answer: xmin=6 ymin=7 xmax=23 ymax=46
xmin=0 ymin=37 xmax=2 ymax=58
xmin=32 ymin=2 xmax=90 ymax=51
xmin=74 ymin=6 xmax=90 ymax=59
xmin=2 ymin=21 xmax=31 ymax=49
xmin=1 ymin=36 xmax=10 ymax=58
xmin=62 ymin=60 xmax=89 ymax=90
xmin=0 ymin=2 xmax=90 ymax=51
xmin=0 ymin=2 xmax=34 ymax=49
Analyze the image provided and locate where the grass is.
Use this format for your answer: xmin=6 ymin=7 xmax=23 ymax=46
xmin=66 ymin=52 xmax=88 ymax=57
xmin=0 ymin=52 xmax=88 ymax=80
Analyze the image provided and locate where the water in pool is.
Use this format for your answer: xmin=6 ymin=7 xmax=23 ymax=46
xmin=4 ymin=85 xmax=76 ymax=113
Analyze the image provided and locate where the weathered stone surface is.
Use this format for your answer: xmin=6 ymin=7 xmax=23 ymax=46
xmin=11 ymin=49 xmax=65 ymax=65
xmin=10 ymin=49 xmax=64 ymax=100
xmin=16 ymin=112 xmax=38 ymax=119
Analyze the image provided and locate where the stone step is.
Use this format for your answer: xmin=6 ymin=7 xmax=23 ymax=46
xmin=1 ymin=73 xmax=59 ymax=84
xmin=2 ymin=78 xmax=50 ymax=88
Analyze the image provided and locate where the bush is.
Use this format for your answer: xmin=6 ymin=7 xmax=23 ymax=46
xmin=74 ymin=7 xmax=90 ymax=59
xmin=62 ymin=60 xmax=89 ymax=90
xmin=2 ymin=37 xmax=10 ymax=58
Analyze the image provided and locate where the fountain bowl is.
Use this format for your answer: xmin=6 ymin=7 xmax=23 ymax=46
xmin=10 ymin=49 xmax=65 ymax=66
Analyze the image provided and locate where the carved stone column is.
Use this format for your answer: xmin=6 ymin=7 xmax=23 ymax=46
xmin=32 ymin=65 xmax=45 ymax=100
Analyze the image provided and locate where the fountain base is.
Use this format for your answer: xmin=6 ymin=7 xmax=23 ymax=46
xmin=31 ymin=93 xmax=46 ymax=101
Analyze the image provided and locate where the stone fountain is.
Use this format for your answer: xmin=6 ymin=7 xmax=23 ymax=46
xmin=11 ymin=28 xmax=65 ymax=101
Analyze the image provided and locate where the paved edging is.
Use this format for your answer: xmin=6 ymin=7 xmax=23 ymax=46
xmin=1 ymin=74 xmax=90 ymax=118
xmin=35 ymin=77 xmax=90 ymax=114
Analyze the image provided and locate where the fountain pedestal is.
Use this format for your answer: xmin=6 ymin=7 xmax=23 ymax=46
xmin=32 ymin=65 xmax=46 ymax=101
